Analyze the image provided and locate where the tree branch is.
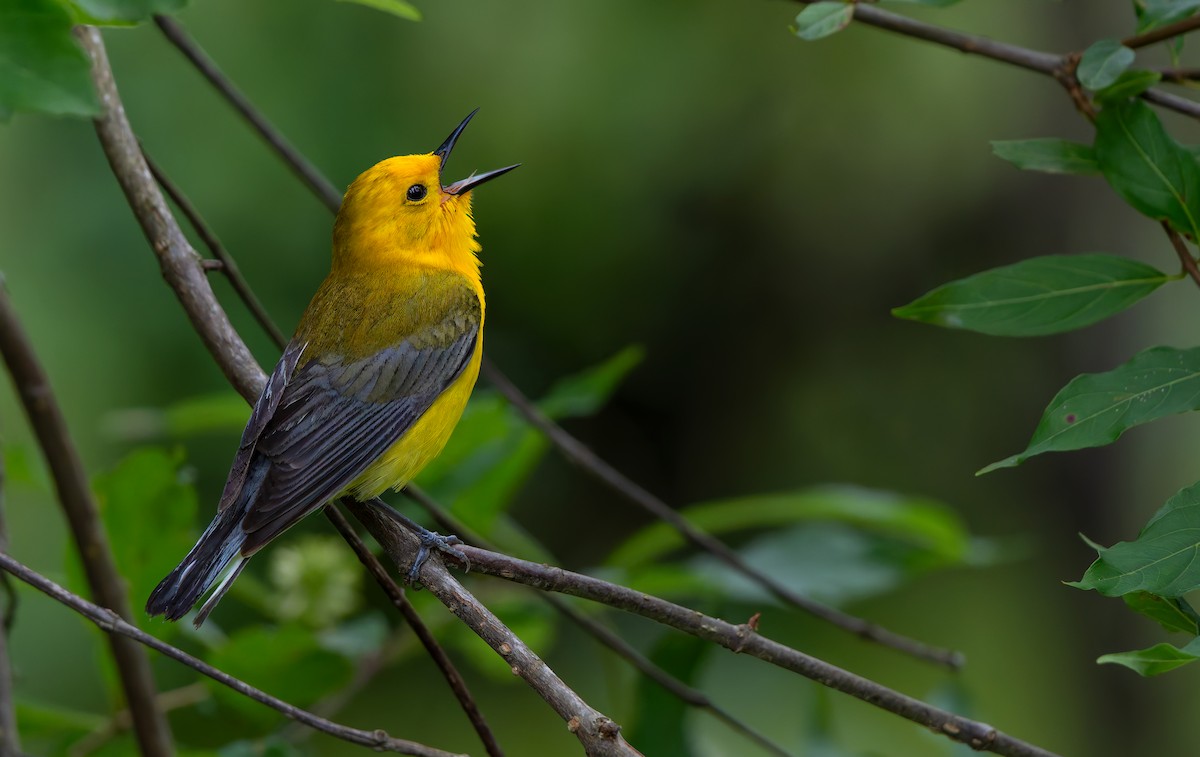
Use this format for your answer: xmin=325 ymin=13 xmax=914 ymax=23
xmin=0 ymin=553 xmax=461 ymax=757
xmin=1123 ymin=14 xmax=1200 ymax=50
xmin=0 ymin=285 xmax=173 ymax=755
xmin=81 ymin=24 xmax=634 ymax=756
xmin=324 ymin=505 xmax=505 ymax=757
xmin=406 ymin=486 xmax=792 ymax=757
xmin=796 ymin=2 xmax=1200 ymax=122
xmin=453 ymin=545 xmax=1058 ymax=757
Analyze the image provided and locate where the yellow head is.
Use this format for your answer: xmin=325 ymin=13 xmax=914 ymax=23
xmin=332 ymin=111 xmax=518 ymax=277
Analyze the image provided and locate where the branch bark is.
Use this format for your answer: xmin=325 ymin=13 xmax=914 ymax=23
xmin=0 ymin=285 xmax=172 ymax=755
xmin=0 ymin=553 xmax=461 ymax=757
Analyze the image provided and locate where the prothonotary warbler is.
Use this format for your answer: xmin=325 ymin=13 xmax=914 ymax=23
xmin=147 ymin=111 xmax=517 ymax=626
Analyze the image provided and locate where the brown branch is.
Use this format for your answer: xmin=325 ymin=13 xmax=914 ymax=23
xmin=406 ymin=486 xmax=792 ymax=757
xmin=0 ymin=285 xmax=173 ymax=755
xmin=1161 ymin=221 xmax=1200 ymax=288
xmin=1157 ymin=66 xmax=1200 ymax=83
xmin=344 ymin=501 xmax=637 ymax=756
xmin=153 ymin=15 xmax=344 ymax=213
xmin=796 ymin=2 xmax=1200 ymax=122
xmin=453 ymin=545 xmax=1057 ymax=757
xmin=0 ymin=552 xmax=461 ymax=757
xmin=0 ymin=446 xmax=18 ymax=756
xmin=324 ymin=505 xmax=505 ymax=757
xmin=479 ymin=360 xmax=963 ymax=668
xmin=83 ymin=25 xmax=634 ymax=756
xmin=143 ymin=153 xmax=504 ymax=757
xmin=1123 ymin=14 xmax=1200 ymax=50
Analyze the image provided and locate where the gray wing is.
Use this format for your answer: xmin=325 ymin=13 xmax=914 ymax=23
xmin=225 ymin=298 xmax=480 ymax=553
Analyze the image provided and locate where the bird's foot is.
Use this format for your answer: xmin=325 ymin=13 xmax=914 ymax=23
xmin=366 ymin=498 xmax=471 ymax=586
xmin=407 ymin=529 xmax=471 ymax=585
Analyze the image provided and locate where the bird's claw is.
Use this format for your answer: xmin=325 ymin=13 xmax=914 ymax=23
xmin=406 ymin=530 xmax=471 ymax=586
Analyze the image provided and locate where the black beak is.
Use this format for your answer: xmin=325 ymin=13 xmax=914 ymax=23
xmin=433 ymin=109 xmax=520 ymax=196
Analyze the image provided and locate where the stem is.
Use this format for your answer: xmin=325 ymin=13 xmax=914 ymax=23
xmin=1123 ymin=14 xmax=1200 ymax=50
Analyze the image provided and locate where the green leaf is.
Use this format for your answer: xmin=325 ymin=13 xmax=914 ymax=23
xmin=88 ymin=448 xmax=199 ymax=633
xmin=981 ymin=346 xmax=1200 ymax=473
xmin=1078 ymin=40 xmax=1136 ymax=90
xmin=206 ymin=625 xmax=353 ymax=726
xmin=1098 ymin=636 xmax=1200 ymax=676
xmin=793 ymin=2 xmax=853 ymax=41
xmin=1094 ymin=69 xmax=1163 ymax=103
xmin=608 ymin=485 xmax=970 ymax=569
xmin=990 ymin=139 xmax=1100 ymax=175
xmin=70 ymin=0 xmax=186 ymax=23
xmin=333 ymin=0 xmax=420 ymax=21
xmin=0 ymin=0 xmax=100 ymax=120
xmin=1122 ymin=591 xmax=1200 ymax=634
xmin=1070 ymin=481 xmax=1200 ymax=596
xmin=893 ymin=255 xmax=1170 ymax=337
xmin=1094 ymin=99 xmax=1200 ymax=239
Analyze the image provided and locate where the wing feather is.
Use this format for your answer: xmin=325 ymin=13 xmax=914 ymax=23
xmin=229 ymin=283 xmax=481 ymax=551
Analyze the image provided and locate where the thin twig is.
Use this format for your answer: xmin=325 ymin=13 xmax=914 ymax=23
xmin=86 ymin=25 xmax=634 ymax=755
xmin=1161 ymin=221 xmax=1200 ymax=288
xmin=0 ymin=552 xmax=461 ymax=757
xmin=1123 ymin=14 xmax=1200 ymax=50
xmin=798 ymin=2 xmax=1200 ymax=122
xmin=453 ymin=545 xmax=1057 ymax=757
xmin=406 ymin=486 xmax=792 ymax=757
xmin=325 ymin=505 xmax=505 ymax=757
xmin=479 ymin=361 xmax=963 ymax=668
xmin=143 ymin=154 xmax=505 ymax=757
xmin=0 ymin=283 xmax=172 ymax=755
xmin=144 ymin=151 xmax=289 ymax=348
xmin=153 ymin=15 xmax=344 ymax=213
xmin=0 ymin=444 xmax=19 ymax=756
xmin=1157 ymin=66 xmax=1200 ymax=83
xmin=150 ymin=16 xmax=961 ymax=669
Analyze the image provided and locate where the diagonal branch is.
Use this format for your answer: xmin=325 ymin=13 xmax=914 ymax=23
xmin=144 ymin=151 xmax=504 ymax=757
xmin=0 ymin=284 xmax=173 ymax=755
xmin=152 ymin=14 xmax=959 ymax=670
xmin=406 ymin=485 xmax=792 ymax=757
xmin=0 ymin=552 xmax=461 ymax=757
xmin=453 ymin=545 xmax=1058 ymax=757
xmin=1123 ymin=14 xmax=1200 ymax=50
xmin=324 ymin=505 xmax=505 ymax=757
xmin=81 ymin=24 xmax=635 ymax=756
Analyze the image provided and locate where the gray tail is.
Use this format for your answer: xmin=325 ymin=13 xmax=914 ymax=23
xmin=146 ymin=506 xmax=248 ymax=627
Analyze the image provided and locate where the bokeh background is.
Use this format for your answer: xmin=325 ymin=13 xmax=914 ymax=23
xmin=3 ymin=0 xmax=1200 ymax=754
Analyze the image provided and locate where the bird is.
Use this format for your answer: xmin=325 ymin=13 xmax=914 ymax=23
xmin=146 ymin=110 xmax=517 ymax=627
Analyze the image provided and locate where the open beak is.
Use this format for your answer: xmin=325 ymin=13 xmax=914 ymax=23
xmin=433 ymin=109 xmax=520 ymax=196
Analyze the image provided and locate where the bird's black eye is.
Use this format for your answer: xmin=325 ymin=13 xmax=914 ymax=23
xmin=406 ymin=184 xmax=427 ymax=202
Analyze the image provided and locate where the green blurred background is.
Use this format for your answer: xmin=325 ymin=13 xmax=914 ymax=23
xmin=4 ymin=0 xmax=1200 ymax=754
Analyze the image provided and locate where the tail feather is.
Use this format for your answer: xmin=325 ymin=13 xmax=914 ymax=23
xmin=146 ymin=508 xmax=247 ymax=623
